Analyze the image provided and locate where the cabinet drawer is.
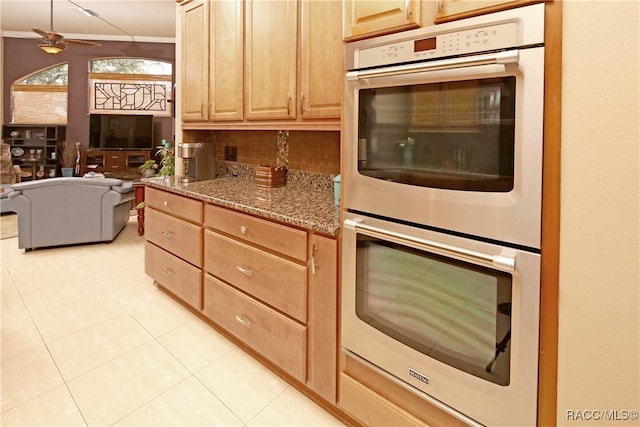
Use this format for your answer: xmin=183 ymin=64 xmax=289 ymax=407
xmin=105 ymin=152 xmax=126 ymax=170
xmin=146 ymin=207 xmax=203 ymax=267
xmin=339 ymin=374 xmax=426 ymax=427
xmin=204 ymin=229 xmax=307 ymax=322
xmin=146 ymin=187 xmax=203 ymax=224
xmin=203 ymin=274 xmax=307 ymax=382
xmin=145 ymin=241 xmax=202 ymax=309
xmin=204 ymin=203 xmax=307 ymax=261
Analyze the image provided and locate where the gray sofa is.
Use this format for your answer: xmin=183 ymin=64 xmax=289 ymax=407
xmin=8 ymin=177 xmax=135 ymax=251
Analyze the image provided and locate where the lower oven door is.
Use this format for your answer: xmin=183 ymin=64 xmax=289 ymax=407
xmin=341 ymin=212 xmax=541 ymax=426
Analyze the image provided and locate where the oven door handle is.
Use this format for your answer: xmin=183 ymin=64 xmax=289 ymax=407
xmin=346 ymin=50 xmax=519 ymax=81
xmin=345 ymin=218 xmax=515 ymax=272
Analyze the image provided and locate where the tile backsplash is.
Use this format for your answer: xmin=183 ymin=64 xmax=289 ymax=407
xmin=203 ymin=130 xmax=340 ymax=175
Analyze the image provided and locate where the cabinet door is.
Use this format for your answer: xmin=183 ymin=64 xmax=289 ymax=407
xmin=181 ymin=0 xmax=209 ymax=122
xmin=343 ymin=0 xmax=421 ymax=41
xmin=245 ymin=0 xmax=297 ymax=120
xmin=307 ymin=234 xmax=338 ymax=403
xmin=210 ymin=0 xmax=244 ymax=121
xmin=299 ymin=0 xmax=342 ymax=119
xmin=125 ymin=151 xmax=150 ymax=172
xmin=438 ymin=0 xmax=519 ymax=20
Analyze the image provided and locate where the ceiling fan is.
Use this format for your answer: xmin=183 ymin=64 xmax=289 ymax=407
xmin=32 ymin=0 xmax=101 ymax=54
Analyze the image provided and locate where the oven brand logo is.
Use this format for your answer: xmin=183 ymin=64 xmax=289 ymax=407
xmin=409 ymin=368 xmax=430 ymax=385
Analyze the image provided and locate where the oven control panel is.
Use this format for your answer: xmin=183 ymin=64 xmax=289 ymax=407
xmin=356 ymin=23 xmax=518 ymax=69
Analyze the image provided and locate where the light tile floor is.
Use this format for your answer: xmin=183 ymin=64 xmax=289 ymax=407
xmin=0 ymin=217 xmax=344 ymax=427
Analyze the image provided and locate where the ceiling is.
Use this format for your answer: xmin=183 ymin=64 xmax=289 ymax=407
xmin=0 ymin=0 xmax=176 ymax=42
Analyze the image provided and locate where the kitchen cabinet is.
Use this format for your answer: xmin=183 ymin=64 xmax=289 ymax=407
xmin=339 ymin=351 xmax=469 ymax=426
xmin=245 ymin=0 xmax=343 ymax=122
xmin=412 ymin=81 xmax=479 ymax=127
xmin=180 ymin=0 xmax=243 ymax=123
xmin=201 ymin=203 xmax=338 ymax=403
xmin=343 ymin=0 xmax=433 ymax=41
xmin=180 ymin=0 xmax=209 ymax=122
xmin=299 ymin=0 xmax=343 ymax=119
xmin=435 ymin=0 xmax=542 ymax=23
xmin=245 ymin=0 xmax=297 ymax=121
xmin=306 ymin=234 xmax=338 ymax=403
xmin=179 ymin=0 xmax=341 ymax=129
xmin=144 ymin=187 xmax=204 ymax=309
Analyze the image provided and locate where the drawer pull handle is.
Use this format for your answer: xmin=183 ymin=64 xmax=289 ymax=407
xmin=235 ymin=314 xmax=253 ymax=328
xmin=163 ymin=200 xmax=171 ymax=208
xmin=161 ymin=268 xmax=174 ymax=276
xmin=236 ymin=265 xmax=254 ymax=277
xmin=240 ymin=225 xmax=248 ymax=234
xmin=161 ymin=231 xmax=174 ymax=238
xmin=311 ymin=243 xmax=317 ymax=275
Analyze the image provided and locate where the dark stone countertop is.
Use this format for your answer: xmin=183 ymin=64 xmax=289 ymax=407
xmin=143 ymin=172 xmax=340 ymax=236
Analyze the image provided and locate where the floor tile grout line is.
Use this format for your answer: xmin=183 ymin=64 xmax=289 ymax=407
xmin=245 ymin=384 xmax=291 ymax=426
xmin=190 ymin=366 xmax=250 ymax=426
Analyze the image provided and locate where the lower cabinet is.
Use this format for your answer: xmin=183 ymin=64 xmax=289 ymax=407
xmin=339 ymin=351 xmax=469 ymax=427
xmin=202 ymin=203 xmax=338 ymax=404
xmin=339 ymin=374 xmax=426 ymax=427
xmin=145 ymin=191 xmax=338 ymax=405
xmin=203 ymin=274 xmax=307 ymax=382
xmin=144 ymin=188 xmax=204 ymax=309
xmin=145 ymin=241 xmax=203 ymax=309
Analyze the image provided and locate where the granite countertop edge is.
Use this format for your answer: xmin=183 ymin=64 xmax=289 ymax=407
xmin=144 ymin=174 xmax=340 ymax=236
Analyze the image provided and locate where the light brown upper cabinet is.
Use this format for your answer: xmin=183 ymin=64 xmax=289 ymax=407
xmin=180 ymin=0 xmax=243 ymax=122
xmin=180 ymin=0 xmax=342 ymax=129
xmin=435 ymin=0 xmax=541 ymax=23
xmin=181 ymin=0 xmax=209 ymax=122
xmin=298 ymin=0 xmax=343 ymax=120
xmin=245 ymin=0 xmax=342 ymax=123
xmin=244 ymin=0 xmax=297 ymax=120
xmin=343 ymin=0 xmax=423 ymax=41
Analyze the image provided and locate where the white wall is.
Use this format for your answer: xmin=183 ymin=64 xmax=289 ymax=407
xmin=557 ymin=1 xmax=639 ymax=426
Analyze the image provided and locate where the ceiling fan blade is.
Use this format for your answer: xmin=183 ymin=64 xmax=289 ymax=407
xmin=64 ymin=39 xmax=102 ymax=47
xmin=32 ymin=28 xmax=64 ymax=41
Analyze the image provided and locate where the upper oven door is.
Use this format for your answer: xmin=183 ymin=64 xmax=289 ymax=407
xmin=343 ymin=46 xmax=544 ymax=249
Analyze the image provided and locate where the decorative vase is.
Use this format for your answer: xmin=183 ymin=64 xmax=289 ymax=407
xmin=61 ymin=168 xmax=74 ymax=177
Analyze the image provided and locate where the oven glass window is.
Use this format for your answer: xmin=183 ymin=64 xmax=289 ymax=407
xmin=357 ymin=77 xmax=516 ymax=192
xmin=356 ymin=235 xmax=513 ymax=385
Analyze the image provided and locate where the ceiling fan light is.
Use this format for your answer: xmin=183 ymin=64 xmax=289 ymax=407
xmin=38 ymin=44 xmax=63 ymax=54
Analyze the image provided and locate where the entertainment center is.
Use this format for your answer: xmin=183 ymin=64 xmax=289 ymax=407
xmin=80 ymin=149 xmax=152 ymax=177
xmin=81 ymin=113 xmax=156 ymax=178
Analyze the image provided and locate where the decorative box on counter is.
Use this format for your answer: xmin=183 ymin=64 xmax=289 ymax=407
xmin=255 ymin=165 xmax=286 ymax=188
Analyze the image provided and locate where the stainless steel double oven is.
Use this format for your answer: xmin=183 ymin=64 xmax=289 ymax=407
xmin=341 ymin=5 xmax=545 ymax=426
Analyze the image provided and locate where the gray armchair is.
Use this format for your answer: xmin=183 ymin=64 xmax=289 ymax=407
xmin=9 ymin=177 xmax=135 ymax=251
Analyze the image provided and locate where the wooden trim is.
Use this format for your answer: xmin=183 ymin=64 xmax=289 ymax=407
xmin=537 ymin=2 xmax=562 ymax=426
xmin=434 ymin=0 xmax=544 ymax=24
xmin=88 ymin=72 xmax=172 ymax=81
xmin=182 ymin=120 xmax=340 ymax=132
xmin=11 ymin=85 xmax=67 ymax=92
xmin=341 ymin=351 xmax=469 ymax=426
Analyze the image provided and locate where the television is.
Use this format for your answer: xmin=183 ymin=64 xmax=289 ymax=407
xmin=89 ymin=114 xmax=154 ymax=150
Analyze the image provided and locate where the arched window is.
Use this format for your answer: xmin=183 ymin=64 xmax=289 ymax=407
xmin=11 ymin=63 xmax=68 ymax=124
xmin=89 ymin=58 xmax=173 ymax=116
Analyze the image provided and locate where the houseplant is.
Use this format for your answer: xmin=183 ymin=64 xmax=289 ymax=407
xmin=156 ymin=139 xmax=175 ymax=178
xmin=139 ymin=159 xmax=158 ymax=177
xmin=59 ymin=140 xmax=77 ymax=177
